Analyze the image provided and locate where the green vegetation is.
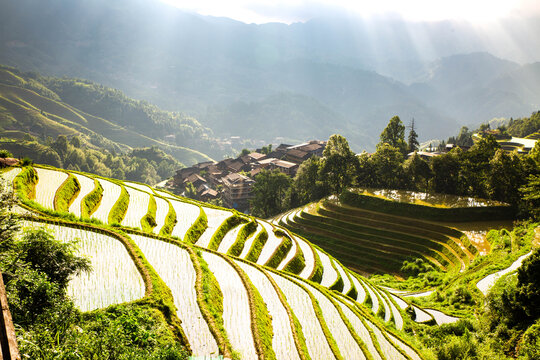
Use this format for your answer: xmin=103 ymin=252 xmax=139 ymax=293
xmin=0 ymin=64 xmax=216 ymax=165
xmin=283 ymin=239 xmax=307 ymax=275
xmin=141 ymin=193 xmax=158 ymax=232
xmin=81 ymin=178 xmax=103 ymax=218
xmin=251 ymin=170 xmax=292 ymax=218
xmin=263 ymin=270 xmax=311 ymax=360
xmin=53 ymin=173 xmax=81 ymax=213
xmin=208 ymin=215 xmax=248 ymax=251
xmin=183 ymin=206 xmax=208 ymax=244
xmin=193 ymin=251 xmax=234 ymax=358
xmin=228 ymin=220 xmax=258 ymax=257
xmin=159 ymin=200 xmax=177 ymax=237
xmin=246 ymin=226 xmax=269 ymax=262
xmin=108 ymin=184 xmax=129 ymax=225
xmin=225 ymin=257 xmax=276 ymax=360
xmin=507 ymin=112 xmax=540 ymax=138
xmin=13 ymin=166 xmax=38 ymax=201
xmin=265 ymin=230 xmax=293 ymax=268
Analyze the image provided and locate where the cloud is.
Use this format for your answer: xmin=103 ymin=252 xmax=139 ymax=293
xmin=160 ymin=0 xmax=540 ymax=24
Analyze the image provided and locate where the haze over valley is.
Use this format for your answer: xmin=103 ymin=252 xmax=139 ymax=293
xmin=1 ymin=0 xmax=539 ymax=155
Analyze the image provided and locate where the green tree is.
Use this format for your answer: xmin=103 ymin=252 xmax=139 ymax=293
xmin=379 ymin=116 xmax=407 ymax=155
xmin=369 ymin=143 xmax=406 ymax=189
xmin=520 ymin=175 xmax=540 ymax=220
xmin=407 ymin=118 xmax=419 ymax=154
xmin=487 ymin=150 xmax=524 ymax=205
xmin=319 ymin=134 xmax=359 ymax=195
xmin=404 ymin=153 xmax=432 ymax=191
xmin=251 ymin=170 xmax=292 ymax=218
xmin=430 ymin=148 xmax=462 ymax=194
xmin=459 ymin=135 xmax=500 ymax=197
xmin=289 ymin=156 xmax=324 ymax=206
xmin=239 ymin=148 xmax=250 ymax=156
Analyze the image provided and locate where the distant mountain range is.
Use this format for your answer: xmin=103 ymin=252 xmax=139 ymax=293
xmin=1 ymin=0 xmax=539 ymax=152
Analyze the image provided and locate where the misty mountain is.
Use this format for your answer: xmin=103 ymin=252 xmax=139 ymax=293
xmin=1 ymin=0 xmax=539 ymax=152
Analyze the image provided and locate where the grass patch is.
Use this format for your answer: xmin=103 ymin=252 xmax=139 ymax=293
xmin=13 ymin=166 xmax=38 ymax=201
xmin=158 ymin=200 xmax=176 ymax=237
xmin=265 ymin=229 xmax=293 ymax=268
xmin=141 ymin=194 xmax=158 ymax=232
xmin=223 ymin=256 xmax=276 ymax=360
xmin=108 ymin=184 xmax=129 ymax=225
xmin=340 ymin=189 xmax=515 ymax=222
xmin=228 ymin=220 xmax=257 ymax=257
xmin=53 ymin=173 xmax=80 ymax=213
xmin=246 ymin=225 xmax=269 ymax=263
xmin=81 ymin=178 xmax=103 ymax=218
xmin=192 ymin=250 xmax=234 ymax=358
xmin=183 ymin=205 xmax=208 ymax=244
xmin=208 ymin=214 xmax=248 ymax=251
xmin=283 ymin=238 xmax=307 ymax=275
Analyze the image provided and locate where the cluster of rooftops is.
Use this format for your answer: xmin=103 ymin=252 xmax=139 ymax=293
xmin=167 ymin=140 xmax=326 ymax=211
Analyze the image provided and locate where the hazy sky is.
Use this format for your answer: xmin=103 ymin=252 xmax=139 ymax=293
xmin=160 ymin=0 xmax=540 ymax=24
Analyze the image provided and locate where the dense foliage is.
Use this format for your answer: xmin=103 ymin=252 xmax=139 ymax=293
xmin=283 ymin=115 xmax=540 ymax=220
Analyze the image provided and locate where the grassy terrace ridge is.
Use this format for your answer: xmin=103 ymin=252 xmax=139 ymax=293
xmin=184 ymin=205 xmax=208 ymax=244
xmin=141 ymin=193 xmax=158 ymax=232
xmin=228 ymin=219 xmax=258 ymax=257
xmin=81 ymin=178 xmax=103 ymax=218
xmin=265 ymin=228 xmax=294 ymax=268
xmin=340 ymin=189 xmax=515 ymax=223
xmin=53 ymin=172 xmax=80 ymax=213
xmin=297 ymin=208 xmax=463 ymax=267
xmin=246 ymin=224 xmax=269 ymax=263
xmin=282 ymin=237 xmax=307 ymax=275
xmin=321 ymin=201 xmax=478 ymax=257
xmin=208 ymin=214 xmax=249 ymax=251
xmin=158 ymin=200 xmax=177 ymax=237
xmin=108 ymin=183 xmax=129 ymax=225
xmin=287 ymin=212 xmax=449 ymax=273
xmin=13 ymin=166 xmax=38 ymax=201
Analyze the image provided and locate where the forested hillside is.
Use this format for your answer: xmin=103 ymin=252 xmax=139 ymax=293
xmin=0 ymin=65 xmax=219 ymax=172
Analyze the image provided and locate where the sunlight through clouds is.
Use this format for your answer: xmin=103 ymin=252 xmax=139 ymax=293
xmin=160 ymin=0 xmax=539 ymax=24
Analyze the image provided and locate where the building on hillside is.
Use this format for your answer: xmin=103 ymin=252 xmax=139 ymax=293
xmin=407 ymin=151 xmax=440 ymax=161
xmin=222 ymin=173 xmax=255 ymax=211
xmin=284 ymin=149 xmax=311 ymax=164
xmin=200 ymin=188 xmax=219 ymax=202
xmin=184 ymin=173 xmax=207 ymax=188
xmin=270 ymin=159 xmax=299 ymax=176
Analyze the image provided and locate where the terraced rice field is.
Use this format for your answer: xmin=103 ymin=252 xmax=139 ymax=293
xmin=202 ymin=252 xmax=258 ymax=360
xmin=8 ymin=164 xmax=457 ymax=358
xmin=34 ymin=167 xmax=68 ymax=209
xmin=276 ymin=197 xmax=477 ymax=275
xmin=121 ymin=185 xmax=151 ymax=229
xmin=0 ymin=167 xmax=21 ymax=191
xmin=170 ymin=198 xmax=200 ymax=239
xmin=69 ymin=173 xmax=95 ymax=217
xmin=21 ymin=221 xmax=145 ymax=312
xmin=196 ymin=207 xmax=234 ymax=248
xmin=90 ymin=178 xmax=122 ymax=223
xmin=131 ymin=234 xmax=219 ymax=356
